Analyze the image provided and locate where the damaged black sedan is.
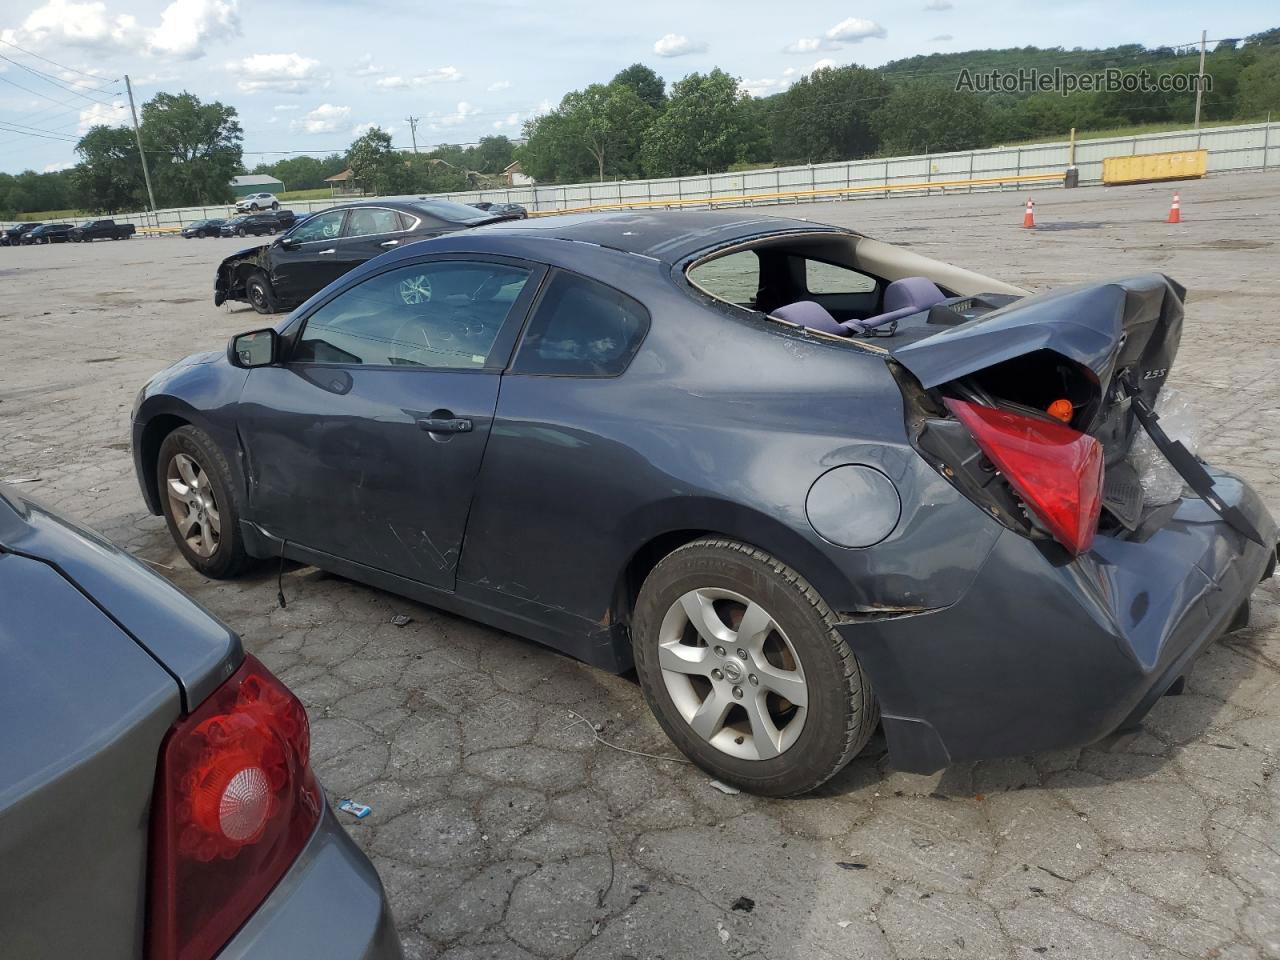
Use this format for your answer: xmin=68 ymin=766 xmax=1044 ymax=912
xmin=138 ymin=210 xmax=1278 ymax=796
xmin=214 ymin=198 xmax=516 ymax=315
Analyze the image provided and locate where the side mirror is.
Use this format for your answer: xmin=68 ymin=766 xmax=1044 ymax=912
xmin=277 ymin=236 xmax=298 ymax=249
xmin=228 ymin=328 xmax=278 ymax=368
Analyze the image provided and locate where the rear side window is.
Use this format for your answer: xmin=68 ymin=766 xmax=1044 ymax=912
xmin=688 ymin=250 xmax=759 ymax=306
xmin=804 ymin=259 xmax=878 ymax=295
xmin=512 ymin=271 xmax=649 ymax=377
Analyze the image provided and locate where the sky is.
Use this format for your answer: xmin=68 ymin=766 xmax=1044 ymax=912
xmin=1 ymin=0 xmax=1275 ymax=174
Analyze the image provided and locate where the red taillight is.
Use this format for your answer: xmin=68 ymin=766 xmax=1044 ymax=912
xmin=945 ymin=397 xmax=1103 ymax=556
xmin=148 ymin=655 xmax=320 ymax=960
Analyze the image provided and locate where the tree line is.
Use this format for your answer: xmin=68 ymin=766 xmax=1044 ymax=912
xmin=2 ymin=28 xmax=1277 ymax=217
xmin=518 ymin=28 xmax=1280 ymax=183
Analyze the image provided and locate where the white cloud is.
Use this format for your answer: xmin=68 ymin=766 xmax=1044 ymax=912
xmin=825 ymin=17 xmax=887 ymax=42
xmin=433 ymin=101 xmax=478 ymax=128
xmin=76 ymin=99 xmax=128 ymax=134
xmin=653 ymin=33 xmax=707 ymax=57
xmin=291 ymin=103 xmax=351 ymax=134
xmin=742 ymin=77 xmax=788 ymax=97
xmin=487 ymin=79 xmax=511 ymax=92
xmin=3 ymin=0 xmax=140 ymax=53
xmin=228 ymin=52 xmax=326 ymax=93
xmin=492 ymin=112 xmax=521 ymax=130
xmin=783 ymin=37 xmax=838 ymax=54
xmin=931 ymin=33 xmax=953 ymax=41
xmin=4 ymin=0 xmax=240 ymax=60
xmin=810 ymin=57 xmax=837 ymax=71
xmin=351 ymin=54 xmax=382 ymax=77
xmin=924 ymin=0 xmax=953 ymax=9
xmin=43 ymin=160 xmax=75 ymax=172
xmin=273 ymin=103 xmax=300 ymax=112
xmin=128 ymin=71 xmax=178 ymax=86
xmin=375 ymin=66 xmax=463 ymax=89
xmin=147 ymin=0 xmax=239 ymax=59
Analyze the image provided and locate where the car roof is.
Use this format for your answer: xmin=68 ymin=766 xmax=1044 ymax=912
xmin=470 ymin=209 xmax=852 ymax=264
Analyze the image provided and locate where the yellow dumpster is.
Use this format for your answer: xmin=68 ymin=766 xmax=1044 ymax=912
xmin=1103 ymin=150 xmax=1208 ymax=185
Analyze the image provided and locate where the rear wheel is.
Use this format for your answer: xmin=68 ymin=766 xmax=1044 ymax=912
xmin=632 ymin=538 xmax=877 ymax=796
xmin=157 ymin=426 xmax=250 ymax=579
xmin=237 ymin=227 xmax=246 ymax=237
xmin=271 ymin=201 xmax=279 ymax=210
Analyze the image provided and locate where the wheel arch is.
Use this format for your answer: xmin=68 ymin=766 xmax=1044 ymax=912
xmin=137 ymin=412 xmax=192 ymax=514
xmin=609 ymin=498 xmax=856 ymax=637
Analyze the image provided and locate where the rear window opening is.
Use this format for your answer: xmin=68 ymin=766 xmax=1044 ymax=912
xmin=943 ymin=349 xmax=1102 ymax=432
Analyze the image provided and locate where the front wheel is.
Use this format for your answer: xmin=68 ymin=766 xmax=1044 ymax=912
xmin=632 ymin=538 xmax=877 ymax=796
xmin=271 ymin=201 xmax=279 ymax=210
xmin=246 ymin=271 xmax=276 ymax=315
xmin=237 ymin=228 xmax=246 ymax=237
xmin=157 ymin=425 xmax=251 ymax=578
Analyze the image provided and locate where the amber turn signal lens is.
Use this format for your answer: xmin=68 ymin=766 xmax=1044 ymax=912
xmin=1046 ymin=398 xmax=1073 ymax=423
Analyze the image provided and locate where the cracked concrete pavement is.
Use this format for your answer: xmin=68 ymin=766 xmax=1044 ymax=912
xmin=2 ymin=173 xmax=1279 ymax=959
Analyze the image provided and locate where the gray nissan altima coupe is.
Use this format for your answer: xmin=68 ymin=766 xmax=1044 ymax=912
xmin=0 ymin=484 xmax=402 ymax=960
xmin=131 ymin=210 xmax=1279 ymax=796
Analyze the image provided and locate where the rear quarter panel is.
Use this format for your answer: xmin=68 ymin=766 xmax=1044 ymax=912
xmin=0 ymin=550 xmax=179 ymax=960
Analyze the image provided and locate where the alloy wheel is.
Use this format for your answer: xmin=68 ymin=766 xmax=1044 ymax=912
xmin=165 ymin=452 xmax=221 ymax=558
xmin=399 ymin=274 xmax=433 ymax=305
xmin=657 ymin=587 xmax=808 ymax=760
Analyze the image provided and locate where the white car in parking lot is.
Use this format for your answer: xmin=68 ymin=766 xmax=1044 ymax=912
xmin=236 ymin=192 xmax=280 ymax=212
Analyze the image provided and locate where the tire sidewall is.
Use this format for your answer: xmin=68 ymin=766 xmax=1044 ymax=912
xmin=247 ymin=273 xmax=274 ymax=315
xmin=633 ymin=541 xmax=868 ymax=796
xmin=156 ymin=426 xmax=246 ymax=578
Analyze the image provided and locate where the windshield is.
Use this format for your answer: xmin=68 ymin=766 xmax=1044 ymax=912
xmin=409 ymin=198 xmax=496 ymax=224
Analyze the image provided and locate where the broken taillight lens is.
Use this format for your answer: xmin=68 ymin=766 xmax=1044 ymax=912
xmin=945 ymin=397 xmax=1104 ymax=556
xmin=148 ymin=655 xmax=320 ymax=960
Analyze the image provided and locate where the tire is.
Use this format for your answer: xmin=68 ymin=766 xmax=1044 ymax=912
xmin=157 ymin=425 xmax=251 ymax=579
xmin=250 ymin=203 xmax=259 ymax=211
xmin=237 ymin=227 xmax=246 ymax=237
xmin=246 ymin=271 xmax=276 ymax=315
xmin=632 ymin=538 xmax=877 ymax=797
xmin=271 ymin=201 xmax=279 ymax=210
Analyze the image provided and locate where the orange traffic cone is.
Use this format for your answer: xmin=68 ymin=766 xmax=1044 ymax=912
xmin=1166 ymin=192 xmax=1181 ymax=224
xmin=1023 ymin=198 xmax=1036 ymax=228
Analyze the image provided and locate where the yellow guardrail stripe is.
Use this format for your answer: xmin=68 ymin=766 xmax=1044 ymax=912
xmin=528 ymin=172 xmax=1064 ymax=217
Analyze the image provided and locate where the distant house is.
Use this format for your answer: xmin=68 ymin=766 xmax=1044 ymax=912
xmin=229 ymin=174 xmax=285 ymax=198
xmin=503 ymin=161 xmax=534 ymax=186
xmin=325 ymin=168 xmax=364 ymax=197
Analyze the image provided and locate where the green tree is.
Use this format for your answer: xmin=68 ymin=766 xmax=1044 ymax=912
xmin=521 ymin=82 xmax=653 ymax=182
xmin=468 ymin=135 xmax=516 ymax=173
xmin=72 ymin=125 xmax=143 ymax=212
xmin=873 ymin=83 xmax=992 ymax=155
xmin=640 ymin=69 xmax=746 ymax=177
xmin=347 ymin=126 xmax=412 ymax=196
xmin=611 ymin=63 xmax=666 ymax=109
xmin=771 ymin=65 xmax=889 ymax=164
xmin=406 ymin=155 xmax=470 ymax=193
xmin=1237 ymin=49 xmax=1280 ymax=118
xmin=139 ymin=91 xmax=243 ymax=206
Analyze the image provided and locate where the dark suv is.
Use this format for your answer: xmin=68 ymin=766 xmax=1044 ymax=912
xmin=221 ymin=214 xmax=282 ymax=238
xmin=2 ymin=222 xmax=42 ymax=246
xmin=22 ymin=223 xmax=74 ymax=244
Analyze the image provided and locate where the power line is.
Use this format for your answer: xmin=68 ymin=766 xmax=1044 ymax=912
xmin=0 ymin=121 xmax=79 ymax=142
xmin=0 ymin=35 xmax=113 ymax=82
xmin=0 ymin=52 xmax=121 ymax=101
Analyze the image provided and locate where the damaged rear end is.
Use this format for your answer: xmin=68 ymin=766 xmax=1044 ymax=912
xmin=849 ymin=274 xmax=1278 ymax=773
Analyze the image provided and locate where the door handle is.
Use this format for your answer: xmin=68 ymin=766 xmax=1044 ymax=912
xmin=318 ymin=248 xmax=336 ymax=255
xmin=380 ymin=239 xmax=400 ymax=247
xmin=416 ymin=417 xmax=472 ymax=434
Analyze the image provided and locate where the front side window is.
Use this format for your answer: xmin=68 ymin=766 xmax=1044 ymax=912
xmin=344 ymin=207 xmax=402 ymax=237
xmin=512 ymin=271 xmax=649 ymax=377
xmin=293 ymin=260 xmax=532 ymax=369
xmin=288 ymin=210 xmax=345 ymax=244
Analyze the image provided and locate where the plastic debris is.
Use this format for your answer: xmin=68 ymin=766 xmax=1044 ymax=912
xmin=715 ymin=920 xmax=730 ymax=944
xmin=731 ymin=896 xmax=755 ymax=913
xmin=1127 ymin=388 xmax=1200 ymax=506
xmin=836 ymin=861 xmax=868 ymax=870
xmin=837 ymin=920 xmax=854 ymax=929
xmin=390 ymin=614 xmax=412 ymax=627
xmin=2 ymin=477 xmax=41 ymax=484
xmin=339 ymin=800 xmax=372 ymax=819
xmin=709 ymin=779 xmax=741 ymax=795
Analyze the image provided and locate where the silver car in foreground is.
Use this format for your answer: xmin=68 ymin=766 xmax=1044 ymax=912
xmin=0 ymin=482 xmax=402 ymax=960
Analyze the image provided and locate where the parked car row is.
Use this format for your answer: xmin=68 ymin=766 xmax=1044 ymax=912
xmin=182 ymin=210 xmax=303 ymax=239
xmin=2 ymin=219 xmax=135 ymax=245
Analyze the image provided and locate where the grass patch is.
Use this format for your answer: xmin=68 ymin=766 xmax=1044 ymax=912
xmin=1007 ymin=117 xmax=1265 ymax=147
xmin=11 ymin=209 xmax=85 ymax=222
xmin=277 ymin=188 xmax=333 ymax=202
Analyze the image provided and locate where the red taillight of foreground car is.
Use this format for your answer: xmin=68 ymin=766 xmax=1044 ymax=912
xmin=945 ymin=397 xmax=1104 ymax=556
xmin=148 ymin=655 xmax=320 ymax=960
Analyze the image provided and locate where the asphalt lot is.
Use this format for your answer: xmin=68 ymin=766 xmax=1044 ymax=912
xmin=2 ymin=174 xmax=1279 ymax=960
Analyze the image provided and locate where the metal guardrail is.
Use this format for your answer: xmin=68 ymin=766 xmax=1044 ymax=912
xmin=3 ymin=121 xmax=1276 ymax=234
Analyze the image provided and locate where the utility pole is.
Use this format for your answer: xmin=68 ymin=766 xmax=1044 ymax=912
xmin=125 ymin=74 xmax=158 ymax=228
xmin=406 ymin=116 xmax=420 ymax=153
xmin=1193 ymin=30 xmax=1207 ymax=130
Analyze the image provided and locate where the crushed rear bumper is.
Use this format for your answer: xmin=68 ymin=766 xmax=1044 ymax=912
xmin=843 ymin=467 xmax=1277 ymax=774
